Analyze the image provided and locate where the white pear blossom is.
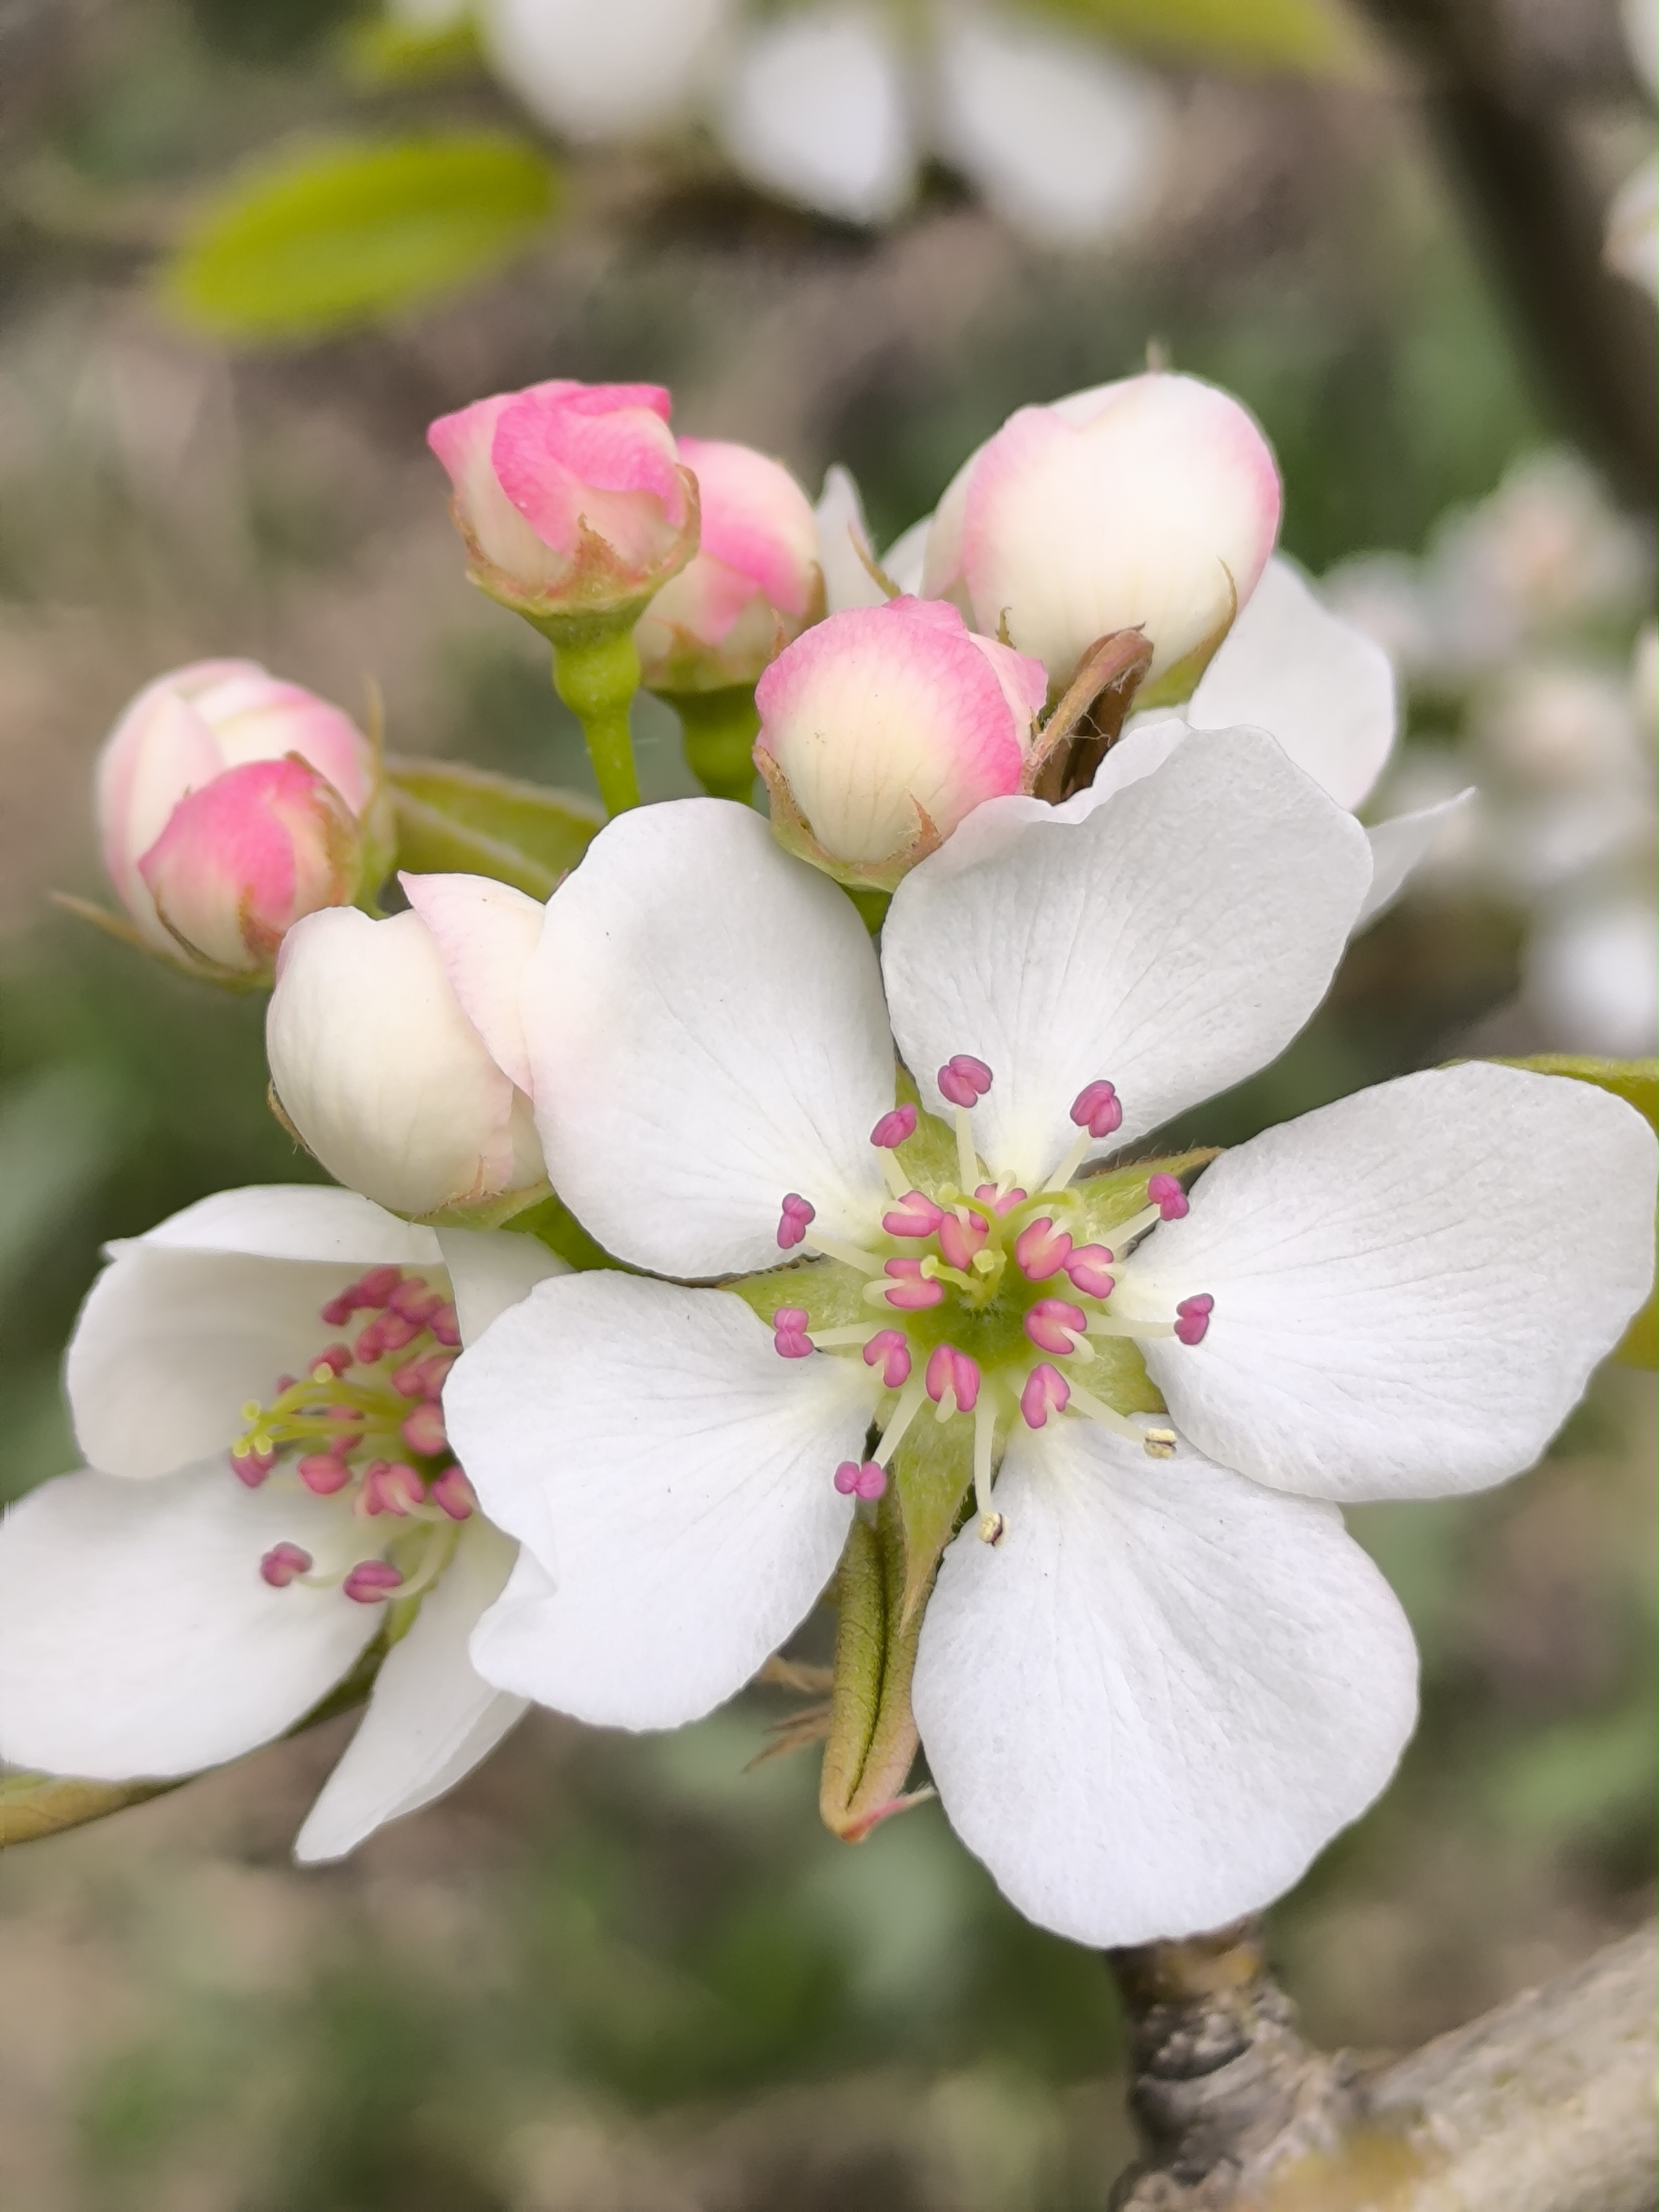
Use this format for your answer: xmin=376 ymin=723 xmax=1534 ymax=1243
xmin=444 ymin=738 xmax=1655 ymax=1945
xmin=0 ymin=1186 xmax=563 ymax=1862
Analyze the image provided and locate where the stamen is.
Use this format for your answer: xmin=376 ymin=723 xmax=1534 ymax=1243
xmin=259 ymin=1541 xmax=313 ymax=1588
xmin=1063 ymin=1245 xmax=1116 ymax=1298
xmin=883 ymin=1191 xmax=946 ymax=1239
xmin=401 ymin=1400 xmax=448 ymax=1456
xmin=811 ymin=1324 xmax=884 ymax=1349
xmin=833 ymin=1459 xmax=888 ymax=1500
xmin=229 ymin=1445 xmax=276 ymax=1488
xmin=936 ymin=1054 xmax=992 ymax=1109
xmin=936 ymin=1210 xmax=988 ymax=1272
xmin=430 ymin=1466 xmax=477 ymax=1520
xmin=861 ymin=1328 xmax=912 ymax=1388
xmin=298 ymin=1452 xmax=353 ymax=1495
xmin=776 ymin=1193 xmax=815 ymax=1250
xmin=343 ymin=1559 xmax=404 ymax=1604
xmin=1143 ymin=1429 xmax=1178 ymax=1459
xmin=1174 ymin=1293 xmax=1214 ymax=1345
xmin=387 ymin=1278 xmax=442 ymax=1323
xmin=1070 ymin=1079 xmax=1123 ymax=1139
xmin=871 ymin=1374 xmax=927 ymax=1464
xmin=1025 ymin=1298 xmax=1089 ymax=1356
xmin=771 ymin=1306 xmax=814 ymax=1359
xmin=974 ymin=1182 xmax=1027 ymax=1217
xmin=311 ymin=1344 xmax=353 ymax=1379
xmin=1019 ymin=1363 xmax=1070 ymax=1430
xmin=1147 ymin=1173 xmax=1190 ymax=1221
xmin=1084 ymin=1315 xmax=1174 ymax=1340
xmin=358 ymin=1460 xmax=425 ymax=1517
xmin=429 ymin=1302 xmax=460 ymax=1348
xmin=874 ymin=1258 xmax=944 ymax=1310
xmin=391 ymin=1350 xmax=454 ymax=1400
xmin=973 ymin=1399 xmax=1002 ymax=1543
xmin=1065 ymin=1382 xmax=1149 ymax=1444
xmin=1014 ymin=1217 xmax=1072 ymax=1281
xmin=870 ymin=1105 xmax=917 ymax=1148
xmin=924 ymin=1344 xmax=981 ymax=1417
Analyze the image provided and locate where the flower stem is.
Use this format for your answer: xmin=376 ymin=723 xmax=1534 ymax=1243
xmin=550 ymin=623 xmax=642 ymax=817
xmin=665 ymin=685 xmax=762 ymax=804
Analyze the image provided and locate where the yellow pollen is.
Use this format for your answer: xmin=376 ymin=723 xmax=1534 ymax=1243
xmin=1143 ymin=1429 xmax=1177 ymax=1459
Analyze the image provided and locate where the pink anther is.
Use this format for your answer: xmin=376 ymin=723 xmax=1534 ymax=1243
xmin=870 ymin=1104 xmax=917 ymax=1148
xmin=1174 ymin=1293 xmax=1214 ymax=1346
xmin=429 ymin=1301 xmax=461 ymax=1348
xmin=862 ymin=1329 xmax=912 ymax=1388
xmin=298 ymin=1452 xmax=353 ymax=1496
xmin=402 ymin=1400 xmax=449 ymax=1456
xmin=1019 ymin=1362 xmax=1071 ymax=1429
xmin=391 ymin=1350 xmax=454 ymax=1400
xmin=319 ymin=1288 xmax=357 ymax=1328
xmin=777 ymin=1192 xmax=815 ymax=1250
xmin=260 ymin=1541 xmax=313 ymax=1588
xmin=229 ymin=1445 xmax=276 ymax=1488
xmin=882 ymin=1257 xmax=944 ymax=1310
xmin=834 ymin=1459 xmax=887 ymax=1499
xmin=430 ymin=1465 xmax=478 ymax=1521
xmin=833 ymin=1459 xmax=863 ymax=1495
xmin=883 ymin=1191 xmax=946 ymax=1239
xmin=1147 ymin=1173 xmax=1189 ymax=1221
xmin=387 ymin=1278 xmax=442 ymax=1324
xmin=355 ymin=1265 xmax=404 ymax=1309
xmin=1025 ymin=1298 xmax=1088 ymax=1355
xmin=974 ymin=1184 xmax=1027 ymax=1216
xmin=373 ymin=1309 xmax=424 ymax=1355
xmin=1070 ymin=1080 xmax=1122 ymax=1139
xmin=354 ymin=1319 xmax=388 ymax=1366
xmin=1064 ymin=1245 xmax=1116 ymax=1298
xmin=771 ymin=1306 xmax=814 ymax=1359
xmin=343 ymin=1559 xmax=404 ymax=1604
xmin=360 ymin=1459 xmax=425 ymax=1517
xmin=937 ymin=1210 xmax=988 ymax=1272
xmin=937 ymin=1054 xmax=993 ymax=1109
xmin=924 ymin=1343 xmax=981 ymax=1412
xmin=311 ymin=1342 xmax=353 ymax=1379
xmin=1014 ymin=1216 xmax=1072 ymax=1281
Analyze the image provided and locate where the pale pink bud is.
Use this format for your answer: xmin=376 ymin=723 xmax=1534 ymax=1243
xmin=427 ymin=379 xmax=699 ymax=628
xmin=922 ymin=372 xmax=1282 ymax=693
xmin=634 ymin=438 xmax=824 ymax=692
xmin=95 ymin=659 xmax=389 ymax=979
xmin=266 ymin=875 xmax=547 ymax=1220
xmin=753 ymin=596 xmax=1047 ymax=888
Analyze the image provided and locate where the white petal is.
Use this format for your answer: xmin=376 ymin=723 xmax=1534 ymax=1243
xmin=129 ymin=1184 xmax=441 ymax=1267
xmin=435 ymin=1225 xmax=568 ymax=1345
xmin=815 ymin=464 xmax=887 ymax=613
xmin=716 ymin=8 xmax=916 ymax=227
xmin=881 ymin=515 xmax=930 ymax=595
xmin=1181 ymin=557 xmax=1398 ymax=811
xmin=0 ymin=1464 xmax=374 ymax=1780
xmin=294 ymin=1520 xmax=525 ymax=1862
xmin=912 ymin=1416 xmax=1418 ymax=1946
xmin=883 ymin=727 xmax=1372 ymax=1187
xmin=933 ymin=11 xmax=1169 ymax=246
xmin=451 ymin=1274 xmax=872 ymax=1728
xmin=524 ymin=798 xmax=893 ymax=1277
xmin=400 ymin=871 xmax=546 ymax=1096
xmin=1358 ymin=789 xmax=1477 ymax=929
xmin=480 ymin=0 xmax=732 ymax=141
xmin=1136 ymin=1063 xmax=1659 ymax=1502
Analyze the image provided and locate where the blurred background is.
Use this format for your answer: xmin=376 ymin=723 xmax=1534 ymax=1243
xmin=0 ymin=0 xmax=1654 ymax=2204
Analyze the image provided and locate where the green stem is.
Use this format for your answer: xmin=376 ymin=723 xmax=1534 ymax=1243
xmin=665 ymin=684 xmax=762 ymax=803
xmin=550 ymin=623 xmax=642 ymax=817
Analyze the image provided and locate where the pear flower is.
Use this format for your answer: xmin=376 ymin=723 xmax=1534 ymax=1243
xmin=267 ymin=873 xmax=548 ymax=1222
xmin=445 ymin=734 xmax=1655 ymax=1946
xmin=0 ymin=1187 xmax=564 ymax=1861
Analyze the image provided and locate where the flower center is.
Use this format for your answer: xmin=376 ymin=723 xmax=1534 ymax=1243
xmin=232 ymin=1266 xmax=478 ymax=1611
xmin=770 ymin=1069 xmax=1210 ymax=1540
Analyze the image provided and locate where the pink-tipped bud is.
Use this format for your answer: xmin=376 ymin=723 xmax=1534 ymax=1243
xmin=360 ymin=1460 xmax=425 ymax=1517
xmin=95 ymin=660 xmax=390 ymax=982
xmin=936 ymin=1209 xmax=989 ymax=1272
xmin=1069 ymin=1080 xmax=1122 ymax=1140
xmin=401 ymin=1400 xmax=449 ymax=1456
xmin=937 ymin=1053 xmax=993 ymax=1109
xmin=1019 ymin=1363 xmax=1071 ymax=1430
xmin=924 ymin=1343 xmax=981 ymax=1412
xmin=428 ymin=380 xmax=697 ymax=628
xmin=883 ymin=1191 xmax=946 ymax=1239
xmin=1064 ymin=1245 xmax=1116 ymax=1298
xmin=430 ymin=1465 xmax=478 ymax=1521
xmin=635 ymin=438 xmax=824 ymax=692
xmin=772 ymin=1306 xmax=814 ymax=1359
xmin=921 ymin=371 xmax=1282 ymax=689
xmin=1014 ymin=1216 xmax=1073 ymax=1281
xmin=754 ymin=598 xmax=1047 ymax=890
xmin=1147 ymin=1173 xmax=1189 ymax=1221
xmin=861 ymin=1329 xmax=912 ymax=1388
xmin=870 ymin=1105 xmax=918 ymax=1148
xmin=260 ymin=1541 xmax=313 ymax=1589
xmin=229 ymin=1445 xmax=277 ymax=1488
xmin=1174 ymin=1293 xmax=1214 ymax=1346
xmin=344 ymin=1559 xmax=405 ymax=1604
xmin=882 ymin=1257 xmax=945 ymax=1310
xmin=298 ymin=1453 xmax=353 ymax=1496
xmin=777 ymin=1193 xmax=816 ymax=1250
xmin=1025 ymin=1298 xmax=1088 ymax=1355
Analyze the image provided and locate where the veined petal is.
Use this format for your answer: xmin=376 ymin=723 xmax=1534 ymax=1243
xmin=130 ymin=1185 xmax=442 ymax=1268
xmin=912 ymin=1417 xmax=1417 ymax=1947
xmin=523 ymin=799 xmax=894 ymax=1277
xmin=1357 ymin=790 xmax=1476 ymax=929
xmin=815 ymin=464 xmax=888 ymax=614
xmin=883 ymin=728 xmax=1372 ymax=1188
xmin=294 ymin=1519 xmax=525 ymax=1862
xmin=0 ymin=1464 xmax=374 ymax=1780
xmin=451 ymin=1273 xmax=873 ymax=1727
xmin=434 ymin=1226 xmax=568 ymax=1345
xmin=1137 ymin=1064 xmax=1659 ymax=1501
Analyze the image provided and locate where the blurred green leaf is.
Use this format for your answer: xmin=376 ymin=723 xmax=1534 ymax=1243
xmin=161 ymin=133 xmax=563 ymax=342
xmin=342 ymin=12 xmax=485 ymax=85
xmin=0 ymin=1066 xmax=125 ymax=1287
xmin=387 ymin=756 xmax=602 ymax=899
xmin=1012 ymin=0 xmax=1369 ymax=74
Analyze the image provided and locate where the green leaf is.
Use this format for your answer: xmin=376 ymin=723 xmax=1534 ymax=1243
xmin=387 ymin=756 xmax=602 ymax=900
xmin=161 ymin=132 xmax=562 ymax=342
xmin=1010 ymin=0 xmax=1368 ymax=74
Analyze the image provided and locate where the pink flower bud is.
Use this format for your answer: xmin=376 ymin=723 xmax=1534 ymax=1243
xmin=634 ymin=438 xmax=824 ymax=692
xmin=427 ymin=379 xmax=699 ymax=628
xmin=754 ymin=597 xmax=1047 ymax=888
xmin=922 ymin=372 xmax=1282 ymax=693
xmin=94 ymin=660 xmax=389 ymax=980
